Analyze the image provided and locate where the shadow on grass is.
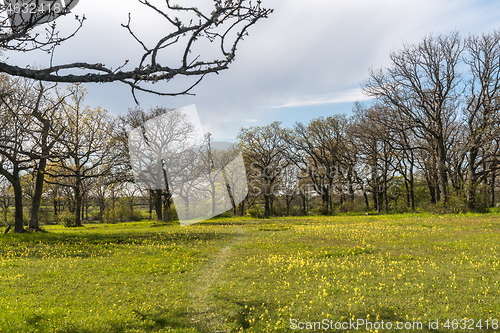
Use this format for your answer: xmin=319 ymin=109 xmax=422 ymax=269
xmin=24 ymin=310 xmax=197 ymax=333
xmin=132 ymin=308 xmax=197 ymax=332
xmin=0 ymin=229 xmax=235 ymax=259
xmin=1 ymin=230 xmax=233 ymax=245
xmin=124 ymin=296 xmax=276 ymax=333
xmin=209 ymin=295 xmax=277 ymax=332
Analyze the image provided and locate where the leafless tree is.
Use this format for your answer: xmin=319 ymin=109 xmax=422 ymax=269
xmin=203 ymin=137 xmax=245 ymax=216
xmin=238 ymin=121 xmax=286 ymax=218
xmin=462 ymin=31 xmax=500 ymax=209
xmin=0 ymin=75 xmax=58 ymax=232
xmin=119 ymin=105 xmax=173 ymax=221
xmin=363 ymin=32 xmax=464 ymax=205
xmin=278 ymin=162 xmax=300 ymax=216
xmin=351 ymin=105 xmax=397 ymax=212
xmin=284 ymin=116 xmax=349 ymax=213
xmin=125 ymin=106 xmax=203 ymax=221
xmin=202 ymin=133 xmax=229 ymax=215
xmin=47 ymin=84 xmax=120 ymax=226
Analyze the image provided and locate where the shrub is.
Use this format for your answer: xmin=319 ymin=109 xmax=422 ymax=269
xmin=38 ymin=209 xmax=56 ymax=225
xmin=0 ymin=209 xmax=10 ymax=227
xmin=162 ymin=205 xmax=179 ymax=222
xmin=213 ymin=210 xmax=233 ymax=218
xmin=246 ymin=204 xmax=264 ymax=218
xmin=102 ymin=209 xmax=118 ymax=224
xmin=313 ymin=204 xmax=330 ymax=215
xmin=101 ymin=204 xmax=145 ymax=223
xmin=444 ymin=189 xmax=467 ymax=214
xmin=130 ymin=209 xmax=144 ymax=221
xmin=58 ymin=211 xmax=77 ymax=227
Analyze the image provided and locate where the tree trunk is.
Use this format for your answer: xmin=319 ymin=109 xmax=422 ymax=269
xmin=29 ymin=158 xmax=47 ymax=229
xmin=111 ymin=190 xmax=116 ymax=212
xmin=467 ymin=149 xmax=478 ymax=211
xmin=378 ymin=189 xmax=383 ymax=213
xmin=404 ymin=178 xmax=410 ymax=208
xmin=222 ymin=169 xmax=236 ymax=216
xmin=383 ymin=168 xmax=388 ymax=212
xmin=264 ymin=178 xmax=270 ymax=218
xmin=329 ymin=191 xmax=333 ymax=213
xmin=467 ymin=176 xmax=477 ymax=211
xmin=348 ymin=182 xmax=354 ymax=203
xmin=210 ymin=183 xmax=216 ymax=215
xmin=163 ymin=191 xmax=171 ymax=222
xmin=437 ymin=139 xmax=448 ymax=205
xmin=301 ymin=192 xmax=307 ymax=215
xmin=362 ymin=184 xmax=369 ymax=210
xmin=491 ymin=170 xmax=496 ymax=208
xmin=320 ymin=182 xmax=330 ymax=214
xmin=74 ymin=182 xmax=82 ymax=227
xmin=97 ymin=194 xmax=105 ymax=223
xmin=409 ymin=153 xmax=415 ymax=211
xmin=428 ymin=181 xmax=437 ymax=204
xmin=425 ymin=164 xmax=437 ymax=205
xmin=155 ymin=189 xmax=162 ymax=221
xmin=264 ymin=194 xmax=270 ymax=218
xmin=149 ymin=190 xmax=153 ymax=221
xmin=81 ymin=196 xmax=85 ymax=222
xmin=239 ymin=197 xmax=245 ymax=216
xmin=371 ymin=161 xmax=379 ymax=212
xmin=13 ymin=181 xmax=24 ymax=233
xmin=184 ymin=195 xmax=189 ymax=219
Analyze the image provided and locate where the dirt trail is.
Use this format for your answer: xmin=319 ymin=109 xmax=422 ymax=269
xmin=188 ymin=225 xmax=246 ymax=332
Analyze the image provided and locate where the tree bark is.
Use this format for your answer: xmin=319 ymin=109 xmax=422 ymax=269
xmin=29 ymin=157 xmax=47 ymax=229
xmin=361 ymin=183 xmax=369 ymax=210
xmin=239 ymin=198 xmax=245 ymax=216
xmin=162 ymin=191 xmax=171 ymax=222
xmin=466 ymin=147 xmax=479 ymax=210
xmin=264 ymin=178 xmax=270 ymax=218
xmin=155 ymin=189 xmax=162 ymax=221
xmin=13 ymin=181 xmax=24 ymax=233
xmin=437 ymin=137 xmax=448 ymax=205
xmin=74 ymin=182 xmax=81 ymax=227
xmin=148 ymin=190 xmax=153 ymax=221
xmin=409 ymin=152 xmax=415 ymax=211
xmin=491 ymin=170 xmax=496 ymax=208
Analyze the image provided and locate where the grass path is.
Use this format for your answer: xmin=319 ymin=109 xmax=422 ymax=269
xmin=188 ymin=225 xmax=247 ymax=332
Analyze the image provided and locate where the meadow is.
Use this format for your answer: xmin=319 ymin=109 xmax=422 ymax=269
xmin=0 ymin=213 xmax=499 ymax=332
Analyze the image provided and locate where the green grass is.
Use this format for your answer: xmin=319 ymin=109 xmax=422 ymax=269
xmin=0 ymin=214 xmax=499 ymax=332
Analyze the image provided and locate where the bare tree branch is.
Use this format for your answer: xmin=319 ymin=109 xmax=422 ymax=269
xmin=0 ymin=0 xmax=272 ymax=97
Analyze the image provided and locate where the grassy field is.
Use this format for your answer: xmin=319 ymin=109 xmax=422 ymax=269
xmin=0 ymin=213 xmax=499 ymax=332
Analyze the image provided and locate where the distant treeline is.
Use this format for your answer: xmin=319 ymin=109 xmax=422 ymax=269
xmin=237 ymin=31 xmax=500 ymax=217
xmin=2 ymin=30 xmax=500 ymax=232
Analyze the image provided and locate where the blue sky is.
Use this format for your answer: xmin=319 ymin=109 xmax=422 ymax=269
xmin=6 ymin=0 xmax=500 ymax=141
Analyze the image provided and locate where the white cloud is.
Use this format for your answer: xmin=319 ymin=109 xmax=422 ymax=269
xmin=266 ymin=88 xmax=372 ymax=109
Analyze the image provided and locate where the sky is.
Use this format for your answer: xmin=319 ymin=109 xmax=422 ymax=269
xmin=6 ymin=0 xmax=500 ymax=141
